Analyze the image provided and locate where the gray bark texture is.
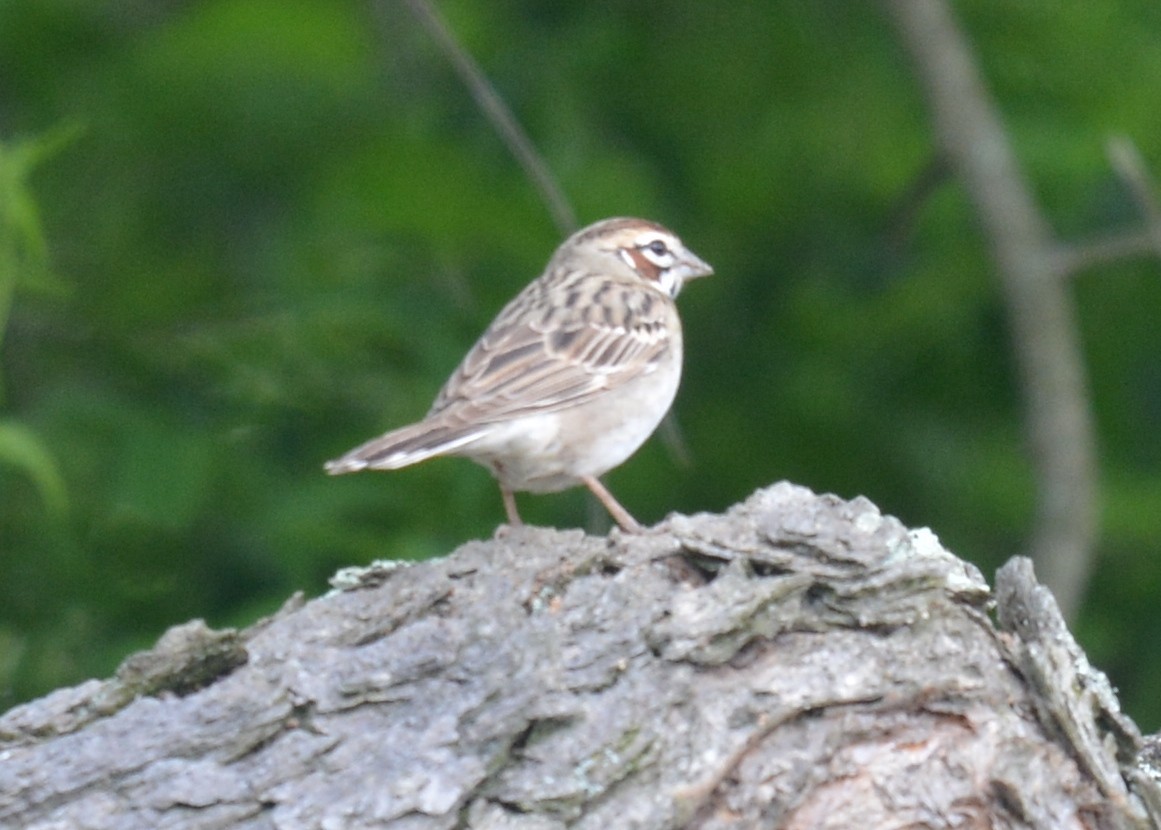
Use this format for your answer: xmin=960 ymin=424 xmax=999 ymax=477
xmin=1 ymin=482 xmax=1158 ymax=829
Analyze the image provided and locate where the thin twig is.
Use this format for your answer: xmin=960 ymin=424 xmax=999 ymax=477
xmin=396 ymin=0 xmax=577 ymax=235
xmin=1107 ymin=135 xmax=1161 ymax=258
xmin=882 ymin=153 xmax=952 ymax=255
xmin=1049 ymin=137 xmax=1161 ymax=275
xmin=1054 ymin=229 xmax=1160 ymax=276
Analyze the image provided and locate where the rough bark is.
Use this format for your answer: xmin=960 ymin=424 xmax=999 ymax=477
xmin=1 ymin=483 xmax=1156 ymax=829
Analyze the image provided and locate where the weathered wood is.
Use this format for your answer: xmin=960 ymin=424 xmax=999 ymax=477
xmin=1 ymin=482 xmax=1155 ymax=829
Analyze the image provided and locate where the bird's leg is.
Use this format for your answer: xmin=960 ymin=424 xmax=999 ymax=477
xmin=581 ymin=475 xmax=644 ymax=533
xmin=500 ymin=485 xmax=524 ymax=527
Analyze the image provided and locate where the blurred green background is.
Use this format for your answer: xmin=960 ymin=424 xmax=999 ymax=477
xmin=2 ymin=0 xmax=1160 ymax=730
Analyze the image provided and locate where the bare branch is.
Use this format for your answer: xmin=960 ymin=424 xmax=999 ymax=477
xmin=393 ymin=0 xmax=577 ymax=235
xmin=1057 ymin=136 xmax=1161 ymax=273
xmin=885 ymin=0 xmax=1098 ymax=620
xmin=885 ymin=139 xmax=1161 ymax=276
xmin=882 ymin=153 xmax=952 ymax=255
xmin=1108 ymin=137 xmax=1161 ymax=227
xmin=1054 ymin=228 xmax=1161 ymax=275
xmin=1107 ymin=135 xmax=1161 ymax=258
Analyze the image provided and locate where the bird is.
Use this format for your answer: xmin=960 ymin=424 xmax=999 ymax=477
xmin=325 ymin=216 xmax=713 ymax=532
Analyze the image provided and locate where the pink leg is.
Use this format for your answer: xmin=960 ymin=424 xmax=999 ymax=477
xmin=500 ymin=486 xmax=524 ymax=527
xmin=581 ymin=476 xmax=644 ymax=533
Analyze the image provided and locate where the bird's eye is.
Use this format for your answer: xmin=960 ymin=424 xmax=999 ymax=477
xmin=646 ymin=240 xmax=669 ymax=256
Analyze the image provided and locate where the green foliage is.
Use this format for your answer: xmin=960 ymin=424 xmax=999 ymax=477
xmin=1 ymin=0 xmax=1160 ymax=730
xmin=0 ymin=128 xmax=77 ymax=520
xmin=0 ymin=420 xmax=68 ymax=517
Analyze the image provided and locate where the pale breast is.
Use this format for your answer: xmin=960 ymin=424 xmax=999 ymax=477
xmin=457 ymin=323 xmax=683 ymax=493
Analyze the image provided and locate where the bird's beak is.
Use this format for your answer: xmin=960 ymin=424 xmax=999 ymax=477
xmin=679 ymin=248 xmax=714 ymax=281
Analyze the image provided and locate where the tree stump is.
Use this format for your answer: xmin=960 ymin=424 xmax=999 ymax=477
xmin=1 ymin=482 xmax=1157 ymax=829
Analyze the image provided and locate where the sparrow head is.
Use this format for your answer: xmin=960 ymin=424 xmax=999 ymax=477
xmin=562 ymin=217 xmax=714 ymax=299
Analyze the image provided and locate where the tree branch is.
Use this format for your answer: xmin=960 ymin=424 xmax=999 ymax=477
xmin=1107 ymin=135 xmax=1161 ymax=240
xmin=391 ymin=0 xmax=577 ymax=235
xmin=885 ymin=0 xmax=1098 ymax=620
xmin=1051 ymin=137 xmax=1161 ymax=273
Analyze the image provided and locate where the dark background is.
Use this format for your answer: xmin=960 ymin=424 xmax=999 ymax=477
xmin=2 ymin=0 xmax=1160 ymax=730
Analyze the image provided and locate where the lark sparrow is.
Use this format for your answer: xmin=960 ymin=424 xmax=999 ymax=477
xmin=325 ymin=217 xmax=713 ymax=532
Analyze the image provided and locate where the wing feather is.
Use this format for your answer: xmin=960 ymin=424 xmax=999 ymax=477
xmin=428 ymin=281 xmax=675 ymax=425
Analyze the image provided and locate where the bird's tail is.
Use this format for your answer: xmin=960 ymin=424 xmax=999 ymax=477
xmin=324 ymin=419 xmax=486 ymax=474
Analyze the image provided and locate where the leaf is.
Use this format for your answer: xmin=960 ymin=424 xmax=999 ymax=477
xmin=0 ymin=419 xmax=68 ymax=518
xmin=0 ymin=122 xmax=82 ymax=289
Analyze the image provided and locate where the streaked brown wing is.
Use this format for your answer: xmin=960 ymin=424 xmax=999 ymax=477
xmin=428 ymin=312 xmax=672 ymax=424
